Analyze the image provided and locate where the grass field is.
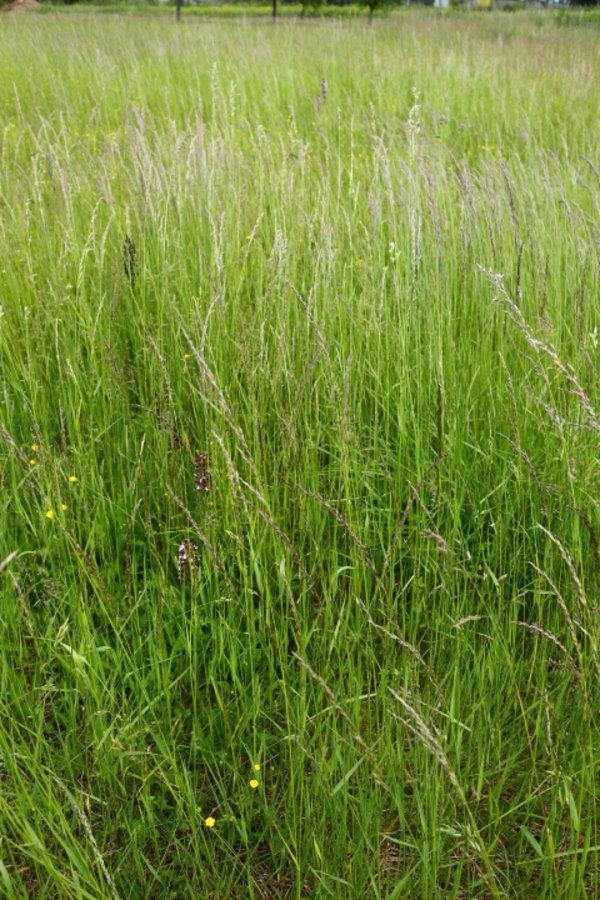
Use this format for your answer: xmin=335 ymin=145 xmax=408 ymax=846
xmin=1 ymin=10 xmax=600 ymax=898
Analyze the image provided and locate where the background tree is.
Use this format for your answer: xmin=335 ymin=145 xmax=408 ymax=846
xmin=360 ymin=0 xmax=384 ymax=22
xmin=300 ymin=0 xmax=324 ymax=14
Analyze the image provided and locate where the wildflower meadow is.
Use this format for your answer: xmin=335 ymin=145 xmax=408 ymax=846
xmin=0 ymin=9 xmax=600 ymax=897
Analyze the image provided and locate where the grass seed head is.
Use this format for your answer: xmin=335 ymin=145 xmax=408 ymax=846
xmin=123 ymin=236 xmax=137 ymax=289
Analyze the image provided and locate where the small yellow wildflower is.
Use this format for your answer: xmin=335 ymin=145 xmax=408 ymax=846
xmin=254 ymin=763 xmax=260 ymax=772
xmin=250 ymin=779 xmax=259 ymax=790
xmin=246 ymin=234 xmax=251 ymax=241
xmin=184 ymin=353 xmax=191 ymax=359
xmin=69 ymin=475 xmax=78 ymax=483
xmin=204 ymin=816 xmax=216 ymax=828
xmin=31 ymin=444 xmax=38 ymax=451
xmin=46 ymin=510 xmax=55 ymax=520
xmin=30 ymin=459 xmax=36 ymax=466
xmin=62 ymin=504 xmax=68 ymax=511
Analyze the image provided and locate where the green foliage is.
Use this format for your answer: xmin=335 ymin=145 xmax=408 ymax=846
xmin=300 ymin=0 xmax=323 ymax=16
xmin=0 ymin=10 xmax=600 ymax=898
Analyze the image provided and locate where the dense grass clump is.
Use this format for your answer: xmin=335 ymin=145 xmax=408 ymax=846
xmin=0 ymin=11 xmax=599 ymax=897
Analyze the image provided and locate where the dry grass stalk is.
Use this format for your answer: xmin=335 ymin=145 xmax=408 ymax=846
xmin=485 ymin=267 xmax=600 ymax=435
xmin=280 ymin=561 xmax=303 ymax=655
xmin=245 ymin=496 xmax=308 ymax=580
xmin=53 ymin=775 xmax=119 ymax=900
xmin=0 ymin=550 xmax=18 ymax=575
xmin=513 ymin=620 xmax=582 ymax=684
xmin=453 ymin=614 xmax=489 ymax=628
xmin=537 ymin=524 xmax=588 ymax=612
xmin=569 ymin=506 xmax=600 ymax=597
xmin=529 ymin=561 xmax=583 ymax=677
xmin=286 ymin=348 xmax=321 ymax=441
xmin=211 ymin=429 xmax=248 ymax=532
xmin=544 ymin=687 xmax=553 ymax=757
xmin=387 ymin=688 xmax=499 ymax=896
xmin=498 ymin=432 xmax=549 ymax=526
xmin=63 ymin=530 xmax=117 ymax=615
xmin=284 ymin=279 xmax=336 ymax=391
xmin=125 ymin=497 xmax=144 ymax=601
xmin=295 ymin=484 xmax=382 ymax=589
xmin=0 ymin=425 xmax=33 ymax=469
xmin=388 ymin=686 xmax=459 ymax=791
xmin=148 ymin=334 xmax=175 ymax=407
xmin=382 ymin=454 xmax=446 ymax=578
xmin=356 ymin=597 xmax=443 ymax=703
xmin=293 ymin=651 xmax=388 ymax=793
xmin=181 ymin=325 xmax=252 ymax=459
xmin=8 ymin=570 xmax=34 ymax=639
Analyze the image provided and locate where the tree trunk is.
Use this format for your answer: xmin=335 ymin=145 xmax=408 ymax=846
xmin=176 ymin=0 xmax=182 ymax=21
xmin=369 ymin=4 xmax=374 ymax=22
xmin=272 ymin=0 xmax=277 ymax=19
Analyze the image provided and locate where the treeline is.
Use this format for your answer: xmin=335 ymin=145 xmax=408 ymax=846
xmin=29 ymin=0 xmax=600 ymax=12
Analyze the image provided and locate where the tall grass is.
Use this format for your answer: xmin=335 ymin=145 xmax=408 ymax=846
xmin=0 ymin=10 xmax=599 ymax=897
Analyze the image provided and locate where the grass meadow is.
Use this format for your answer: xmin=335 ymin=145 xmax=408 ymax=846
xmin=1 ymin=9 xmax=600 ymax=898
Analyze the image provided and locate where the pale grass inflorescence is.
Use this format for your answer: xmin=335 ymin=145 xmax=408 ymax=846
xmin=0 ymin=9 xmax=599 ymax=898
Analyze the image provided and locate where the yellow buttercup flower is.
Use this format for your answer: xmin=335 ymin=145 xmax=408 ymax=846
xmin=62 ymin=504 xmax=68 ymax=511
xmin=204 ymin=816 xmax=215 ymax=828
xmin=46 ymin=510 xmax=55 ymax=520
xmin=69 ymin=475 xmax=78 ymax=483
xmin=31 ymin=444 xmax=38 ymax=451
xmin=30 ymin=459 xmax=36 ymax=466
xmin=254 ymin=763 xmax=260 ymax=772
xmin=250 ymin=779 xmax=259 ymax=790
